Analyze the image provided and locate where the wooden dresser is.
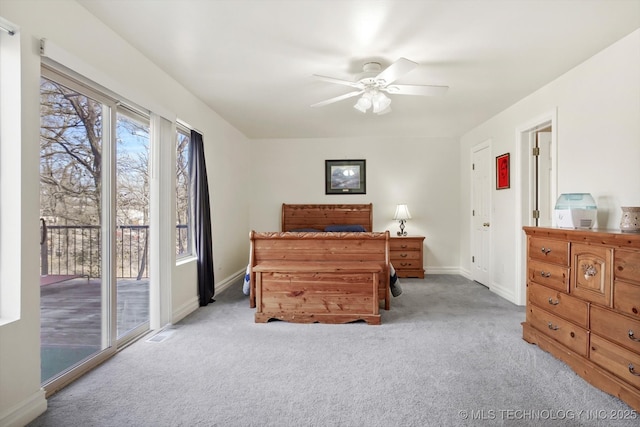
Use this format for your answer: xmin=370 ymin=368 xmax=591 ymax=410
xmin=390 ymin=236 xmax=425 ymax=278
xmin=522 ymin=227 xmax=640 ymax=411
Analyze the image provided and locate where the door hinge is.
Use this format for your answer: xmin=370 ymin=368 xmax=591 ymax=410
xmin=532 ymin=147 xmax=540 ymax=156
xmin=472 ymin=210 xmax=475 ymax=216
xmin=532 ymin=210 xmax=540 ymax=219
xmin=472 ymin=256 xmax=475 ymax=263
xmin=472 ymin=163 xmax=475 ymax=170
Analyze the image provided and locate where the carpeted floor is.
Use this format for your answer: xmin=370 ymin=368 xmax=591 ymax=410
xmin=28 ymin=275 xmax=638 ymax=426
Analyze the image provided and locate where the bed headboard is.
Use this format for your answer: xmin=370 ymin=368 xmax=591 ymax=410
xmin=281 ymin=203 xmax=373 ymax=232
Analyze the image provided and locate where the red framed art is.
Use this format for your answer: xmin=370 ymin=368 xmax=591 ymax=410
xmin=496 ymin=153 xmax=510 ymax=190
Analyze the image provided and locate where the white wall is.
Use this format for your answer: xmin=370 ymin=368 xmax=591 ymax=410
xmin=459 ymin=29 xmax=640 ymax=306
xmin=0 ymin=1 xmax=251 ymax=425
xmin=250 ymin=137 xmax=461 ymax=273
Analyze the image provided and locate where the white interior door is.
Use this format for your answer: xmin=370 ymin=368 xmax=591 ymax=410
xmin=471 ymin=142 xmax=491 ymax=287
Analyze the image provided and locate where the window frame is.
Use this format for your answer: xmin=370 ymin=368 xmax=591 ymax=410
xmin=175 ymin=123 xmax=193 ymax=259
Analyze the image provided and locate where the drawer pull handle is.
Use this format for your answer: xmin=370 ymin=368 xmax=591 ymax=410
xmin=629 ymin=330 xmax=640 ymax=342
xmin=400 ymin=263 xmax=409 ymax=267
xmin=629 ymin=364 xmax=640 ymax=377
xmin=539 ymin=271 xmax=551 ymax=278
xmin=548 ymin=298 xmax=560 ymax=306
xmin=540 ymin=247 xmax=552 ymax=255
xmin=400 ymin=254 xmax=408 ymax=258
xmin=400 ymin=245 xmax=408 ymax=249
xmin=547 ymin=322 xmax=559 ymax=331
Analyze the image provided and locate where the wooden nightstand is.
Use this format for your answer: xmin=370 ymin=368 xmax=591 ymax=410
xmin=390 ymin=236 xmax=425 ymax=278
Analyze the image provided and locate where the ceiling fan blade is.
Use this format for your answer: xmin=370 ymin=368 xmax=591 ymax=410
xmin=383 ymin=84 xmax=449 ymax=96
xmin=375 ymin=57 xmax=418 ymax=85
xmin=312 ymin=74 xmax=362 ymax=88
xmin=310 ymin=90 xmax=364 ymax=108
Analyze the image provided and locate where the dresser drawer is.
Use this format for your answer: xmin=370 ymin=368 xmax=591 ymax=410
xmin=590 ymin=334 xmax=640 ymax=389
xmin=528 ymin=282 xmax=588 ymax=328
xmin=528 ymin=259 xmax=569 ymax=292
xmin=527 ymin=305 xmax=589 ymax=357
xmin=529 ymin=237 xmax=569 ymax=266
xmin=614 ymin=280 xmax=640 ymax=320
xmin=615 ymin=249 xmax=640 ymax=284
xmin=591 ymin=305 xmax=640 ymax=354
xmin=390 ymin=239 xmax=423 ymax=251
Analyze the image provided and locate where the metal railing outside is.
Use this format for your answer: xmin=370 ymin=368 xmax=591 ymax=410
xmin=40 ymin=224 xmax=189 ymax=279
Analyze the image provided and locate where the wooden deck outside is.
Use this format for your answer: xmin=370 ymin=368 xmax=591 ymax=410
xmin=40 ymin=277 xmax=149 ymax=382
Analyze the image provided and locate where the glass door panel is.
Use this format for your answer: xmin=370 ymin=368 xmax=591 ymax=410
xmin=115 ymin=111 xmax=150 ymax=340
xmin=39 ymin=75 xmax=111 ymax=384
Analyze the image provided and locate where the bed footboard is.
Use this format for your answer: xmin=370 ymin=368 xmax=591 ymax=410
xmin=253 ymin=262 xmax=382 ymax=325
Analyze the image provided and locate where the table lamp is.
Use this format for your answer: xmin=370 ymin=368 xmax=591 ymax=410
xmin=393 ymin=204 xmax=411 ymax=236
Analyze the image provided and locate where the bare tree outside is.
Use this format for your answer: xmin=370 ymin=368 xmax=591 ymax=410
xmin=40 ymin=77 xmax=152 ymax=279
xmin=176 ymin=130 xmax=191 ymax=256
xmin=40 ymin=78 xmax=103 ymax=278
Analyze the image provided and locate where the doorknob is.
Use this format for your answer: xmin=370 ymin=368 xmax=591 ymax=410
xmin=483 ymin=222 xmax=490 ymax=227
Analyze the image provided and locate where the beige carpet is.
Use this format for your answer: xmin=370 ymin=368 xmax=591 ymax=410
xmin=29 ymin=275 xmax=637 ymax=426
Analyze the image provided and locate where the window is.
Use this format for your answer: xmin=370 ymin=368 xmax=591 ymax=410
xmin=176 ymin=126 xmax=192 ymax=258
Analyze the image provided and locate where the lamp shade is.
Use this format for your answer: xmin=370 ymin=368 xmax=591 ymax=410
xmin=372 ymin=92 xmax=391 ymax=114
xmin=393 ymin=204 xmax=412 ymax=221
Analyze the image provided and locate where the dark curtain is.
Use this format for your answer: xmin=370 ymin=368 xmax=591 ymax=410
xmin=189 ymin=130 xmax=215 ymax=306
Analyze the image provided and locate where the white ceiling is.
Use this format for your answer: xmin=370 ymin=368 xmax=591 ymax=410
xmin=77 ymin=0 xmax=640 ymax=140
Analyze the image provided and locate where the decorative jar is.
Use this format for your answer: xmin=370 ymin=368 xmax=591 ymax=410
xmin=620 ymin=206 xmax=640 ymax=233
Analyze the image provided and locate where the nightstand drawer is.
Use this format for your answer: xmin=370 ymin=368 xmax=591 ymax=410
xmin=393 ymin=259 xmax=422 ymax=270
xmin=391 ymin=251 xmax=421 ymax=261
xmin=390 ymin=239 xmax=423 ymax=251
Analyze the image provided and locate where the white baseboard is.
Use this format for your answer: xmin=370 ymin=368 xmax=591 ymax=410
xmin=171 ymin=268 xmax=245 ymax=323
xmin=214 ymin=268 xmax=245 ymax=295
xmin=489 ymin=283 xmax=519 ymax=305
xmin=0 ymin=389 xmax=47 ymax=427
xmin=425 ymin=266 xmax=462 ymax=275
xmin=172 ymin=297 xmax=199 ymax=324
xmin=458 ymin=267 xmax=472 ymax=280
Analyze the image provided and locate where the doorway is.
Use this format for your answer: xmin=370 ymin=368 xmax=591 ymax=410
xmin=515 ymin=110 xmax=557 ymax=305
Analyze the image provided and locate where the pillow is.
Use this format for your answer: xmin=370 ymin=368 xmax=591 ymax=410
xmin=324 ymin=224 xmax=366 ymax=232
xmin=289 ymin=228 xmax=322 ymax=232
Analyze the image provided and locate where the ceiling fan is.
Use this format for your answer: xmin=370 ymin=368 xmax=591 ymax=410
xmin=311 ymin=57 xmax=448 ymax=115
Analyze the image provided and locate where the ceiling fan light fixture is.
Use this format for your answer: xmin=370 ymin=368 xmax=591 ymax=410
xmin=354 ymin=96 xmax=372 ymax=113
xmin=372 ymin=92 xmax=391 ymax=114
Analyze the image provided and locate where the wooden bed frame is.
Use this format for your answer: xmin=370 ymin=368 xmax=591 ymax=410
xmin=281 ymin=203 xmax=373 ymax=232
xmin=248 ymin=203 xmax=390 ymax=325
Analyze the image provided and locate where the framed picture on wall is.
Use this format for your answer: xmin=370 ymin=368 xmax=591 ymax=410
xmin=325 ymin=159 xmax=366 ymax=194
xmin=496 ymin=153 xmax=510 ymax=190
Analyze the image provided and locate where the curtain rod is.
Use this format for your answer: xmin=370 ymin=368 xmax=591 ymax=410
xmin=0 ymin=24 xmax=15 ymax=36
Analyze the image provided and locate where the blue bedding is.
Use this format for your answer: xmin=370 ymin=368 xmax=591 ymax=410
xmin=242 ymin=263 xmax=401 ymax=297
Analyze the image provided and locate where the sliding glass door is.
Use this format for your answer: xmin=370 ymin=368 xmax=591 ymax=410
xmin=39 ymin=67 xmax=151 ymax=392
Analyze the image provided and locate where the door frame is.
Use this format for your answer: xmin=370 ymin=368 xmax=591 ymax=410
xmin=514 ymin=109 xmax=558 ymax=305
